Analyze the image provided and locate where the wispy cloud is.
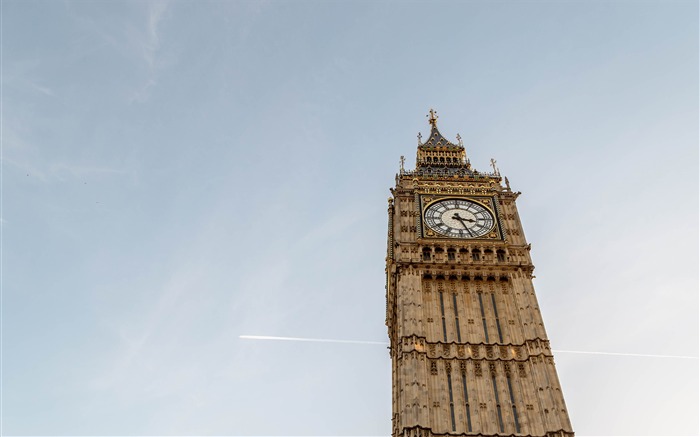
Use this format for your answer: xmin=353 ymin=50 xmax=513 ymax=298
xmin=129 ymin=0 xmax=170 ymax=102
xmin=144 ymin=0 xmax=168 ymax=68
xmin=29 ymin=81 xmax=54 ymax=97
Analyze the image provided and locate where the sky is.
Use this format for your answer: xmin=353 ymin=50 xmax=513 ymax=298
xmin=1 ymin=0 xmax=698 ymax=436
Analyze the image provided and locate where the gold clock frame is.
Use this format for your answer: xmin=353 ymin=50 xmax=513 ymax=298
xmin=418 ymin=194 xmax=505 ymax=241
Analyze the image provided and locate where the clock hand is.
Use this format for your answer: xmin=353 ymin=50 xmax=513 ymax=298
xmin=451 ymin=213 xmax=472 ymax=230
xmin=452 ymin=212 xmax=476 ymax=224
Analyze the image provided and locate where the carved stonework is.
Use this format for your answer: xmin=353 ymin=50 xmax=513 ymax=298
xmin=386 ymin=113 xmax=574 ymax=436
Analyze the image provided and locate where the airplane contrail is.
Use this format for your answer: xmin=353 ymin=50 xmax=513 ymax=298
xmin=240 ymin=335 xmax=698 ymax=359
xmin=550 ymin=349 xmax=698 ymax=359
xmin=239 ymin=335 xmax=388 ymax=345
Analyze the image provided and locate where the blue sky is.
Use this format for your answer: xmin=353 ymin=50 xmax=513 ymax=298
xmin=2 ymin=1 xmax=698 ymax=435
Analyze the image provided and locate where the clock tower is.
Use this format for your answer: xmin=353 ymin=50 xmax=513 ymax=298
xmin=385 ymin=111 xmax=574 ymax=437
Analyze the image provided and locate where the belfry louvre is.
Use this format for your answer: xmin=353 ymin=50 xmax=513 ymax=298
xmin=385 ymin=111 xmax=574 ymax=437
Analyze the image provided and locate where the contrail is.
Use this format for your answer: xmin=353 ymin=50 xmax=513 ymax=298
xmin=239 ymin=335 xmax=387 ymax=345
xmin=551 ymin=349 xmax=698 ymax=360
xmin=240 ymin=335 xmax=698 ymax=359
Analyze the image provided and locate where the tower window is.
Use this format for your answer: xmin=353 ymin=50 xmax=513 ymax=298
xmin=497 ymin=250 xmax=506 ymax=262
xmin=447 ymin=248 xmax=456 ymax=261
xmin=471 ymin=249 xmax=480 ymax=261
xmin=507 ymin=375 xmax=521 ymax=433
xmin=491 ymin=293 xmax=504 ymax=343
xmin=422 ymin=248 xmax=432 ymax=261
xmin=453 ymin=293 xmax=462 ymax=342
xmin=478 ymin=293 xmax=489 ymax=343
xmin=462 ymin=372 xmax=473 ymax=432
xmin=492 ymin=375 xmax=505 ymax=432
xmin=439 ymin=291 xmax=447 ymax=342
xmin=447 ymin=373 xmax=456 ymax=432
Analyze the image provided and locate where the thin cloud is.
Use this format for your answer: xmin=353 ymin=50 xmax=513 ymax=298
xmin=129 ymin=0 xmax=169 ymax=102
xmin=29 ymin=81 xmax=54 ymax=97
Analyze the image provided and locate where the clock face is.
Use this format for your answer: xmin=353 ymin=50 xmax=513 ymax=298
xmin=424 ymin=198 xmax=495 ymax=238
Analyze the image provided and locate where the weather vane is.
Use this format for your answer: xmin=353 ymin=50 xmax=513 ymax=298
xmin=400 ymin=155 xmax=405 ymax=173
xmin=456 ymin=133 xmax=463 ymax=147
xmin=427 ymin=108 xmax=438 ymax=127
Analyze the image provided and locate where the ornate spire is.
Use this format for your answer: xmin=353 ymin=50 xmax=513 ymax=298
xmin=418 ymin=109 xmax=461 ymax=150
xmin=415 ymin=110 xmax=467 ymax=170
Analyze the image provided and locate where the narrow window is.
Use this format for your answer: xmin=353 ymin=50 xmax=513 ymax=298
xmin=422 ymin=248 xmax=431 ymax=261
xmin=492 ymin=374 xmax=505 ymax=432
xmin=439 ymin=291 xmax=447 ymax=342
xmin=447 ymin=373 xmax=456 ymax=432
xmin=462 ymin=372 xmax=473 ymax=432
xmin=507 ymin=375 xmax=521 ymax=433
xmin=452 ymin=293 xmax=462 ymax=342
xmin=497 ymin=249 xmax=506 ymax=262
xmin=478 ymin=293 xmax=489 ymax=343
xmin=471 ymin=249 xmax=480 ymax=261
xmin=491 ymin=293 xmax=504 ymax=343
xmin=447 ymin=248 xmax=456 ymax=261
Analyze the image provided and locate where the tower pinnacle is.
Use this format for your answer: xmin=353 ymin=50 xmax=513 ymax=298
xmin=427 ymin=108 xmax=438 ymax=127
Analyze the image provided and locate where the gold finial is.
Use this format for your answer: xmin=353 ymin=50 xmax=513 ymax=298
xmin=399 ymin=155 xmax=406 ymax=173
xmin=427 ymin=108 xmax=438 ymax=128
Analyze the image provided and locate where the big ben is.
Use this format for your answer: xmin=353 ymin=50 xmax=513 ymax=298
xmin=386 ymin=111 xmax=574 ymax=437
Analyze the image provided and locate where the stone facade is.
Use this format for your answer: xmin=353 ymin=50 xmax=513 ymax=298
xmin=385 ymin=113 xmax=574 ymax=437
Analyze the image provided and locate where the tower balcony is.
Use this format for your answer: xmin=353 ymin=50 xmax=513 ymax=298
xmin=408 ymin=245 xmax=532 ymax=267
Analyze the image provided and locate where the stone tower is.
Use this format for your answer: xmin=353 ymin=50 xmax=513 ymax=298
xmin=385 ymin=111 xmax=574 ymax=437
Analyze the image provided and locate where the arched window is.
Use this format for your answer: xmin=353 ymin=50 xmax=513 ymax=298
xmin=497 ymin=250 xmax=506 ymax=262
xmin=471 ymin=249 xmax=480 ymax=261
xmin=422 ymin=248 xmax=432 ymax=261
xmin=447 ymin=248 xmax=456 ymax=261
